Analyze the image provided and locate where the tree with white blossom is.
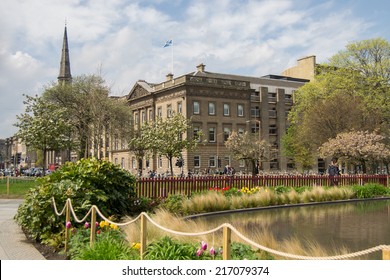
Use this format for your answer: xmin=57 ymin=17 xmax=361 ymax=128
xmin=318 ymin=131 xmax=390 ymax=173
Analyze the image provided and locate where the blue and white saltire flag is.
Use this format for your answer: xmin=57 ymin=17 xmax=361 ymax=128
xmin=163 ymin=39 xmax=173 ymax=48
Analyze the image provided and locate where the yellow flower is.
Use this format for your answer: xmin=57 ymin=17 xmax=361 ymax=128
xmin=110 ymin=223 xmax=119 ymax=230
xmin=131 ymin=242 xmax=141 ymax=250
xmin=99 ymin=220 xmax=110 ymax=228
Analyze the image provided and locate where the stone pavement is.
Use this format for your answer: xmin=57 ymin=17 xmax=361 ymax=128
xmin=0 ymin=199 xmax=45 ymax=260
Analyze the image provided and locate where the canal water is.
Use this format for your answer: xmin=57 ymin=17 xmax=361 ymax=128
xmin=197 ymin=199 xmax=390 ymax=259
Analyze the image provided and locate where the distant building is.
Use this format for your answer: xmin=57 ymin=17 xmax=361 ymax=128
xmin=110 ymin=63 xmax=309 ymax=176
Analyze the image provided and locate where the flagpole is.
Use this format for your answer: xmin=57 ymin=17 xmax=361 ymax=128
xmin=171 ymin=40 xmax=174 ymax=75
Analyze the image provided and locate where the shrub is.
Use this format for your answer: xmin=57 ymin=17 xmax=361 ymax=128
xmin=161 ymin=194 xmax=186 ymax=213
xmin=352 ymin=183 xmax=389 ymax=199
xmin=15 ymin=158 xmax=137 ymax=244
xmin=67 ymin=220 xmax=139 ymax=260
xmin=144 ymin=236 xmax=198 ymax=260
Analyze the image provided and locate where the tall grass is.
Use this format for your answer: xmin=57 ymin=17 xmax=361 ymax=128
xmin=171 ymin=186 xmax=359 ymax=215
xmin=122 ymin=210 xmax=358 ymax=259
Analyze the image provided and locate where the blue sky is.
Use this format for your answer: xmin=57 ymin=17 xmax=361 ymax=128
xmin=1 ymin=0 xmax=389 ymax=138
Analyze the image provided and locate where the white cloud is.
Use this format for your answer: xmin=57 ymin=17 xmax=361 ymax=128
xmin=0 ymin=0 xmax=385 ymax=138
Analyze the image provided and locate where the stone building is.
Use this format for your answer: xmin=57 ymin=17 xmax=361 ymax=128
xmin=110 ymin=63 xmax=309 ymax=176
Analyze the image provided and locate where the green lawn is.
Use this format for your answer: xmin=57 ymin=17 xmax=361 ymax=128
xmin=0 ymin=177 xmax=38 ymax=198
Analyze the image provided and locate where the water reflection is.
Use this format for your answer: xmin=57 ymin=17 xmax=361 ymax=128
xmin=197 ymin=199 xmax=390 ymax=259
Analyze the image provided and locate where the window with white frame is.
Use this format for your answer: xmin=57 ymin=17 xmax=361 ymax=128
xmin=157 ymin=107 xmax=162 ymax=118
xmin=208 ymin=102 xmax=216 ymax=115
xmin=193 ymin=126 xmax=201 ymax=142
xmin=237 ymin=104 xmax=244 ymax=117
xmin=193 ymin=101 xmax=200 ymax=114
xmin=223 ymin=127 xmax=231 ymax=141
xmin=148 ymin=109 xmax=153 ymax=121
xmin=209 ymin=127 xmax=216 ymax=142
xmin=158 ymin=156 xmax=163 ymax=168
xmin=194 ymin=155 xmax=200 ymax=168
xmin=223 ymin=103 xmax=230 ymax=116
xmin=209 ymin=156 xmax=216 ymax=167
xmin=167 ymin=104 xmax=172 ymax=117
xmin=177 ymin=102 xmax=182 ymax=114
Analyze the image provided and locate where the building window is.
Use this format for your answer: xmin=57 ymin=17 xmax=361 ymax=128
xmin=223 ymin=127 xmax=231 ymax=141
xmin=208 ymin=102 xmax=216 ymax=115
xmin=157 ymin=107 xmax=162 ymax=118
xmin=209 ymin=156 xmax=216 ymax=167
xmin=132 ymin=157 xmax=136 ymax=169
xmin=237 ymin=104 xmax=244 ymax=117
xmin=158 ymin=157 xmax=162 ymax=168
xmin=209 ymin=127 xmax=216 ymax=142
xmin=141 ymin=111 xmax=146 ymax=123
xmin=148 ymin=109 xmax=153 ymax=121
xmin=177 ymin=102 xmax=182 ymax=114
xmin=193 ymin=126 xmax=201 ymax=142
xmin=269 ymin=125 xmax=277 ymax=135
xmin=194 ymin=155 xmax=200 ymax=168
xmin=193 ymin=101 xmax=200 ymax=114
xmin=167 ymin=104 xmax=172 ymax=117
xmin=121 ymin=157 xmax=125 ymax=169
xmin=223 ymin=103 xmax=230 ymax=116
xmin=239 ymin=159 xmax=245 ymax=168
xmin=251 ymin=106 xmax=260 ymax=117
xmin=114 ymin=158 xmax=118 ymax=165
xmin=238 ymin=128 xmax=245 ymax=135
xmin=134 ymin=112 xmax=139 ymax=124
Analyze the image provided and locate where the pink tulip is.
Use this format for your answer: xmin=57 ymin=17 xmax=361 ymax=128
xmin=84 ymin=222 xmax=90 ymax=229
xmin=196 ymin=248 xmax=203 ymax=257
xmin=210 ymin=246 xmax=215 ymax=256
xmin=201 ymin=241 xmax=207 ymax=250
xmin=66 ymin=221 xmax=71 ymax=228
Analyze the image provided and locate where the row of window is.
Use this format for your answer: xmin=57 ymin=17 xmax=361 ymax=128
xmin=193 ymin=101 xmax=245 ymax=117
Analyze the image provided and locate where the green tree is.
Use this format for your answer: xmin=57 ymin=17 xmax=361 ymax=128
xmin=225 ymin=131 xmax=270 ymax=174
xmin=44 ymin=75 xmax=131 ymax=159
xmin=318 ymin=131 xmax=390 ymax=173
xmin=140 ymin=113 xmax=201 ymax=176
xmin=283 ymin=38 xmax=390 ymax=167
xmin=14 ymin=95 xmax=74 ymax=173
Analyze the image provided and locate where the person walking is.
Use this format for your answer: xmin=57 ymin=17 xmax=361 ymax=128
xmin=328 ymin=158 xmax=340 ymax=186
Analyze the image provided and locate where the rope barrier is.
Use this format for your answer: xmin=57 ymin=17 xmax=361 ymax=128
xmin=52 ymin=197 xmax=390 ymax=260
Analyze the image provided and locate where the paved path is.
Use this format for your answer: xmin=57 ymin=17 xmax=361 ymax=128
xmin=0 ymin=199 xmax=45 ymax=260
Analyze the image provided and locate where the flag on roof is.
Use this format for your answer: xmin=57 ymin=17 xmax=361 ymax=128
xmin=163 ymin=39 xmax=173 ymax=48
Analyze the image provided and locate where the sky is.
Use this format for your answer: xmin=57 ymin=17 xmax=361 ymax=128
xmin=1 ymin=0 xmax=389 ymax=139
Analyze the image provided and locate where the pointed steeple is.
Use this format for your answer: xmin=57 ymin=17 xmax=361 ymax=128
xmin=58 ymin=25 xmax=72 ymax=84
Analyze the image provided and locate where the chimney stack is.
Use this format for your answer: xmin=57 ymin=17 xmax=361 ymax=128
xmin=166 ymin=73 xmax=174 ymax=81
xmin=196 ymin=63 xmax=205 ymax=72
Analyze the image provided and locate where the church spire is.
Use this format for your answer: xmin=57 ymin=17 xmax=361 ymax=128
xmin=58 ymin=25 xmax=72 ymax=84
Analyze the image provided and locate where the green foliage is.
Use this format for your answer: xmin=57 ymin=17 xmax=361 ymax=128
xmin=139 ymin=112 xmax=201 ymax=175
xmin=15 ymin=158 xmax=137 ymax=243
xmin=230 ymin=242 xmax=261 ymax=260
xmin=352 ymin=183 xmax=390 ymax=198
xmin=69 ymin=228 xmax=139 ymax=260
xmin=161 ymin=194 xmax=185 ymax=213
xmin=144 ymin=236 xmax=198 ymax=260
xmin=144 ymin=236 xmax=270 ymax=260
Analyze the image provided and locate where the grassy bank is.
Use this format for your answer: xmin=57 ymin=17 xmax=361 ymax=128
xmin=0 ymin=177 xmax=37 ymax=198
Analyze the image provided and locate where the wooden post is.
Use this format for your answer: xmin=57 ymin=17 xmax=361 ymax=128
xmin=6 ymin=176 xmax=10 ymax=196
xmin=140 ymin=213 xmax=147 ymax=260
xmin=383 ymin=248 xmax=390 ymax=260
xmin=90 ymin=206 xmax=96 ymax=248
xmin=64 ymin=200 xmax=71 ymax=252
xmin=222 ymin=225 xmax=231 ymax=260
